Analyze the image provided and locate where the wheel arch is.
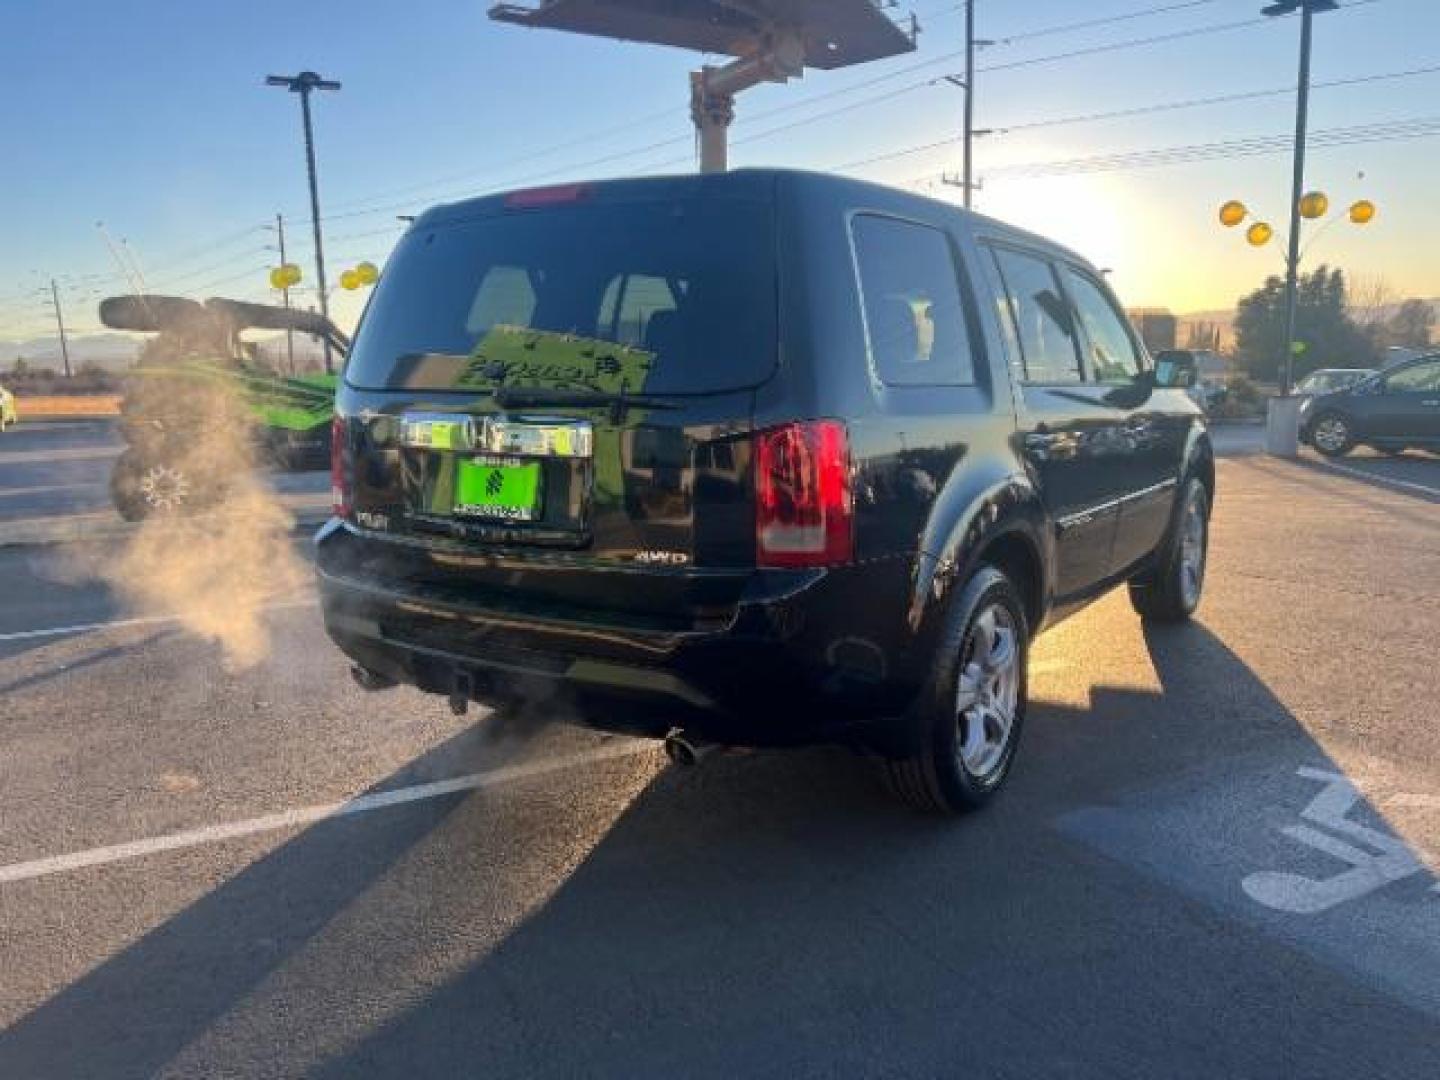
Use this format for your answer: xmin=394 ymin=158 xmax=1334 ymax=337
xmin=907 ymin=471 xmax=1052 ymax=645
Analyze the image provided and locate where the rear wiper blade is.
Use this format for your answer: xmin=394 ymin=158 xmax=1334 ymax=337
xmin=493 ymin=385 xmax=680 ymax=419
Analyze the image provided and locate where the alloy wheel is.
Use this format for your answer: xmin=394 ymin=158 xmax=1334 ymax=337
xmin=1313 ymin=416 xmax=1349 ymax=455
xmin=955 ymin=603 xmax=1021 ymax=779
xmin=1179 ymin=488 xmax=1207 ymax=609
xmin=138 ymin=464 xmax=192 ymax=513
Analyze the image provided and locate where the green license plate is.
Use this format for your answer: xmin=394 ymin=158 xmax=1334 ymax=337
xmin=452 ymin=456 xmax=542 ymax=522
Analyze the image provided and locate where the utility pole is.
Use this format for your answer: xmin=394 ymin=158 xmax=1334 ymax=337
xmin=1264 ymin=0 xmax=1337 ymax=396
xmin=266 ymin=70 xmax=341 ymax=374
xmin=49 ymin=279 xmax=72 ymax=379
xmin=963 ymin=0 xmax=976 ymax=210
xmin=275 ymin=213 xmax=295 ymax=375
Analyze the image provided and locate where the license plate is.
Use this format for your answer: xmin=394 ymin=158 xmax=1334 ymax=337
xmin=452 ymin=456 xmax=542 ymax=522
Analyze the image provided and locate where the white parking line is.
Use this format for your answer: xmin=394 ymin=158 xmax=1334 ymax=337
xmin=0 ymin=599 xmax=318 ymax=644
xmin=1316 ymin=459 xmax=1440 ymax=499
xmin=0 ymin=741 xmax=656 ymax=885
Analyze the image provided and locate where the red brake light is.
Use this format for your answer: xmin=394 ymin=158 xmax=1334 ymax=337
xmin=755 ymin=420 xmax=853 ymax=568
xmin=504 ymin=183 xmax=590 ymax=209
xmin=331 ymin=414 xmax=351 ymax=519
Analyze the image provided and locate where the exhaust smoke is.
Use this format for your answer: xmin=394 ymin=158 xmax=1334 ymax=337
xmin=95 ymin=371 xmax=308 ymax=669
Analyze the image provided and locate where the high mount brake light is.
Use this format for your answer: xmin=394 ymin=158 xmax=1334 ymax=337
xmin=755 ymin=420 xmax=854 ymax=569
xmin=504 ymin=183 xmax=590 ymax=209
xmin=331 ymin=414 xmax=351 ymax=519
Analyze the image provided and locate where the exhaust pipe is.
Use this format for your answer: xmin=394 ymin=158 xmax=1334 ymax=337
xmin=663 ymin=727 xmax=718 ymax=768
xmin=350 ymin=665 xmax=398 ymax=692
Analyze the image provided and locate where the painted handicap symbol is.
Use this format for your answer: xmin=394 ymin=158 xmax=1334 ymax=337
xmin=1243 ymin=768 xmax=1436 ymax=915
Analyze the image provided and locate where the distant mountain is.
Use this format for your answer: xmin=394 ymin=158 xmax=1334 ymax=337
xmin=0 ymin=333 xmax=138 ymax=372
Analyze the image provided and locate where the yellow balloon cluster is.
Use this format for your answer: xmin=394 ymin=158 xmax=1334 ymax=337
xmin=340 ymin=261 xmax=380 ymax=290
xmin=1218 ymin=200 xmax=1248 ymax=228
xmin=1349 ymin=200 xmax=1376 ymax=225
xmin=1246 ymin=222 xmax=1274 ymax=247
xmin=1299 ymin=191 xmax=1329 ymax=220
xmin=268 ymin=263 xmax=302 ymax=290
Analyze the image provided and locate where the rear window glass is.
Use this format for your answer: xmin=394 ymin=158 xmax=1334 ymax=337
xmin=851 ymin=214 xmax=975 ymax=386
xmin=345 ymin=198 xmax=776 ymax=394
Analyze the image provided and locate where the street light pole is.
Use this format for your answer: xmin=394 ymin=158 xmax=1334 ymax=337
xmin=266 ymin=71 xmax=341 ymax=374
xmin=963 ymin=0 xmax=976 ymax=210
xmin=275 ymin=213 xmax=295 ymax=375
xmin=49 ymin=279 xmax=72 ymax=379
xmin=1265 ymin=0 xmax=1336 ymax=396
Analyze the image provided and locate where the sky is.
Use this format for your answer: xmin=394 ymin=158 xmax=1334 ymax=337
xmin=1 ymin=0 xmax=1437 ymax=342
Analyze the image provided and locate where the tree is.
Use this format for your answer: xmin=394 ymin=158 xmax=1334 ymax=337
xmin=1346 ymin=274 xmax=1397 ymax=334
xmin=1385 ymin=299 xmax=1435 ymax=349
xmin=1234 ymin=265 xmax=1377 ymax=382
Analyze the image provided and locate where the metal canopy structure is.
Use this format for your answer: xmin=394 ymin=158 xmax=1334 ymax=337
xmin=489 ymin=0 xmax=916 ymax=172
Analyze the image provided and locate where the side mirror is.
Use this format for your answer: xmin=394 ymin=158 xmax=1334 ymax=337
xmin=1152 ymin=350 xmax=1198 ymax=389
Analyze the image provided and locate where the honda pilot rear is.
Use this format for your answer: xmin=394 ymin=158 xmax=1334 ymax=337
xmin=317 ymin=172 xmax=880 ymax=744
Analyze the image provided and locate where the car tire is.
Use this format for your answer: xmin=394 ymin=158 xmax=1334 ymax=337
xmin=1130 ymin=477 xmax=1209 ymax=623
xmin=882 ymin=566 xmax=1028 ymax=815
xmin=110 ymin=451 xmax=152 ymax=522
xmin=1310 ymin=413 xmax=1354 ymax=458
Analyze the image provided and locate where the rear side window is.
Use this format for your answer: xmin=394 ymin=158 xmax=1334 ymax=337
xmin=1062 ymin=267 xmax=1144 ymax=385
xmin=346 ymin=198 xmax=776 ymax=394
xmin=991 ymin=248 xmax=1082 ymax=385
xmin=1387 ymin=360 xmax=1440 ymax=391
xmin=851 ymin=215 xmax=974 ymax=386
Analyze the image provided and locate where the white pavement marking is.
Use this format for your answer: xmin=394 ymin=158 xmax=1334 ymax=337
xmin=1315 ymin=459 xmax=1440 ymax=499
xmin=0 ymin=599 xmax=318 ymax=644
xmin=0 ymin=446 xmax=121 ymax=465
xmin=0 ymin=741 xmax=657 ymax=886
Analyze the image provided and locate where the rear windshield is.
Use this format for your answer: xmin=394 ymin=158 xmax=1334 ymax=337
xmin=345 ymin=197 xmax=777 ymax=395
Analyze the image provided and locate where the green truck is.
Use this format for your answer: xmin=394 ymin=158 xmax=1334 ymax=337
xmin=99 ymin=294 xmax=346 ymax=520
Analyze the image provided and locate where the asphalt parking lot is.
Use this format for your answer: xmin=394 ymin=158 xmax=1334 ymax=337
xmin=1 ymin=422 xmax=1437 ymax=1078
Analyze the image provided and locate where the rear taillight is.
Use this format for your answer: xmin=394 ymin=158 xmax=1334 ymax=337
xmin=754 ymin=420 xmax=854 ymax=568
xmin=331 ymin=414 xmax=351 ymax=519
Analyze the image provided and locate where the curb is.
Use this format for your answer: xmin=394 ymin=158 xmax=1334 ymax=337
xmin=0 ymin=508 xmax=331 ymax=549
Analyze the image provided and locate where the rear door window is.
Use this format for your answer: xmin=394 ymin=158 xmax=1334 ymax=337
xmin=1061 ymin=267 xmax=1144 ymax=385
xmin=990 ymin=248 xmax=1082 ymax=385
xmin=851 ymin=214 xmax=975 ymax=386
xmin=346 ymin=197 xmax=776 ymax=395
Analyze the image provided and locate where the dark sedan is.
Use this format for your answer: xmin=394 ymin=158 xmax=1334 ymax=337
xmin=1300 ymin=354 xmax=1440 ymax=457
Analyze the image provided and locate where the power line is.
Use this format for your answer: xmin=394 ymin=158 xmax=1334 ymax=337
xmin=972 ymin=115 xmax=1440 ymax=180
xmin=299 ymin=0 xmax=1315 ymax=227
xmin=996 ymin=63 xmax=1440 ymax=133
xmin=827 ymin=62 xmax=1440 ymax=170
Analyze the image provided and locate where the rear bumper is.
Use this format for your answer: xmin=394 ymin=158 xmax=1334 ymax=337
xmin=315 ymin=522 xmax=919 ymax=746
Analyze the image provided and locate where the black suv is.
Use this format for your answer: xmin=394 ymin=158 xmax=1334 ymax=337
xmin=317 ymin=170 xmax=1214 ymax=813
xmin=1300 ymin=354 xmax=1440 ymax=458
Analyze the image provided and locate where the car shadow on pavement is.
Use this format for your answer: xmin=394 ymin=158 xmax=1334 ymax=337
xmin=0 ymin=722 xmax=523 ymax=1080
xmin=2 ymin=622 xmax=1435 ymax=1079
xmin=0 ymin=631 xmax=173 ymax=697
xmin=303 ymin=620 xmax=1437 ymax=1079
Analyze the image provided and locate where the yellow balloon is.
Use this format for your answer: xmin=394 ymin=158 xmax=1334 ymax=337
xmin=1299 ymin=191 xmax=1329 ymax=220
xmin=1349 ymin=199 xmax=1376 ymax=225
xmin=1218 ymin=200 xmax=1247 ymax=228
xmin=340 ymin=269 xmax=361 ymax=291
xmin=355 ymin=261 xmax=379 ymax=285
xmin=1246 ymin=222 xmax=1274 ymax=247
